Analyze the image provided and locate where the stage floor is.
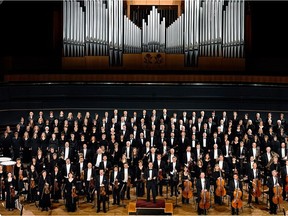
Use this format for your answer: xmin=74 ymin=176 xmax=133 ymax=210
xmin=0 ymin=186 xmax=287 ymax=215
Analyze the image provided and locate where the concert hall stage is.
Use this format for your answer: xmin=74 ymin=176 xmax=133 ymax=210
xmin=128 ymin=199 xmax=173 ymax=215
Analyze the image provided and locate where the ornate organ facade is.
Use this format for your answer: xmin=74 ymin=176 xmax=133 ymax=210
xmin=62 ymin=0 xmax=247 ymax=70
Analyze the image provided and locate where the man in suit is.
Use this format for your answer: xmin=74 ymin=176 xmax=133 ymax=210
xmin=96 ymin=169 xmax=108 ymax=213
xmin=154 ymin=154 xmax=166 ymax=196
xmin=145 ymin=161 xmax=158 ymax=203
xmin=79 ymin=143 xmax=92 ymax=163
xmin=169 ymin=156 xmax=181 ymax=197
xmin=267 ymin=170 xmax=282 ymax=214
xmin=278 ymin=142 xmax=288 ymax=166
xmin=196 ymin=172 xmax=210 ymax=215
xmin=61 ymin=158 xmax=76 ymax=179
xmin=247 ymin=162 xmax=261 ymax=205
xmin=120 ymin=162 xmax=133 ymax=200
xmin=110 ymin=165 xmax=122 ymax=205
xmin=84 ymin=162 xmax=96 ymax=203
xmin=229 ymin=173 xmax=243 ymax=215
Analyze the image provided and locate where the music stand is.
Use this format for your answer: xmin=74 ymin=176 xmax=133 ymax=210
xmin=119 ymin=183 xmax=127 ymax=208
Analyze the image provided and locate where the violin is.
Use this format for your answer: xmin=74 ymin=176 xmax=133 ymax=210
xmin=252 ymin=178 xmax=262 ymax=197
xmin=158 ymin=169 xmax=164 ymax=181
xmin=30 ymin=178 xmax=36 ymax=189
xmin=72 ymin=186 xmax=78 ymax=198
xmin=272 ymin=184 xmax=283 ymax=205
xmin=44 ymin=183 xmax=50 ymax=194
xmin=10 ymin=186 xmax=15 ymax=198
xmin=127 ymin=176 xmax=132 ymax=188
xmin=114 ymin=179 xmax=119 ymax=190
xmin=285 ymin=176 xmax=288 ymax=192
xmin=89 ymin=178 xmax=95 ymax=188
xmin=54 ymin=178 xmax=59 ymax=192
xmin=215 ymin=171 xmax=226 ymax=197
xmin=232 ymin=188 xmax=243 ymax=209
xmin=100 ymin=185 xmax=106 ymax=196
xmin=199 ymin=189 xmax=210 ymax=210
xmin=80 ymin=170 xmax=84 ymax=181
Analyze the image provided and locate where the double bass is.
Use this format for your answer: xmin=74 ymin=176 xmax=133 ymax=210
xmin=252 ymin=178 xmax=262 ymax=198
xmin=232 ymin=187 xmax=243 ymax=209
xmin=215 ymin=171 xmax=226 ymax=197
xmin=199 ymin=189 xmax=210 ymax=210
xmin=272 ymin=184 xmax=283 ymax=205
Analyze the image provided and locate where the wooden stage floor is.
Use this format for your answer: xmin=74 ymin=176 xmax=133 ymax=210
xmin=1 ymin=185 xmax=288 ymax=215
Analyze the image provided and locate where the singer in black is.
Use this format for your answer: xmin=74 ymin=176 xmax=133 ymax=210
xmin=267 ymin=170 xmax=282 ymax=215
xmin=196 ymin=172 xmax=210 ymax=215
xmin=144 ymin=161 xmax=157 ymax=203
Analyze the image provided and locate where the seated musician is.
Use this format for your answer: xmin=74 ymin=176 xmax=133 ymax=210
xmin=267 ymin=170 xmax=282 ymax=215
xmin=182 ymin=165 xmax=192 ymax=204
xmin=96 ymin=169 xmax=108 ymax=213
xmin=229 ymin=173 xmax=243 ymax=215
xmin=196 ymin=172 xmax=210 ymax=215
xmin=280 ymin=159 xmax=288 ymax=201
xmin=248 ymin=162 xmax=261 ymax=205
xmin=110 ymin=165 xmax=122 ymax=205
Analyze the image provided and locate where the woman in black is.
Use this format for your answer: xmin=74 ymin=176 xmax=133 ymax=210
xmin=135 ymin=160 xmax=145 ymax=197
xmin=38 ymin=170 xmax=51 ymax=211
xmin=5 ymin=172 xmax=16 ymax=211
xmin=64 ymin=172 xmax=77 ymax=212
xmin=51 ymin=166 xmax=62 ymax=203
xmin=212 ymin=164 xmax=225 ymax=205
xmin=0 ymin=164 xmax=6 ymax=200
xmin=27 ymin=164 xmax=39 ymax=203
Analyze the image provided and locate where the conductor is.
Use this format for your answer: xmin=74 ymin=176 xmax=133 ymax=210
xmin=145 ymin=161 xmax=157 ymax=203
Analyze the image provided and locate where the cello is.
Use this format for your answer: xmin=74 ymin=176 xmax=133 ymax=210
xmin=252 ymin=178 xmax=262 ymax=198
xmin=182 ymin=178 xmax=193 ymax=199
xmin=215 ymin=171 xmax=226 ymax=197
xmin=232 ymin=187 xmax=243 ymax=210
xmin=199 ymin=189 xmax=210 ymax=212
xmin=272 ymin=184 xmax=283 ymax=205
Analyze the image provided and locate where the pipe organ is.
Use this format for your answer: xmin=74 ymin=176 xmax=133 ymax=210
xmin=63 ymin=0 xmax=245 ymax=67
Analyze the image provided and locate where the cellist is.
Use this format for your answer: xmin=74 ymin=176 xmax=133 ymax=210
xmin=248 ymin=162 xmax=261 ymax=205
xmin=181 ymin=165 xmax=192 ymax=204
xmin=212 ymin=164 xmax=224 ymax=205
xmin=196 ymin=172 xmax=210 ymax=215
xmin=229 ymin=173 xmax=243 ymax=215
xmin=267 ymin=170 xmax=282 ymax=215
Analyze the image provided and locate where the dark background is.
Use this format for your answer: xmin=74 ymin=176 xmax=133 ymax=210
xmin=0 ymin=1 xmax=288 ymax=77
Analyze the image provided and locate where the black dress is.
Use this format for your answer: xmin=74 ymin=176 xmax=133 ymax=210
xmin=135 ymin=166 xmax=145 ymax=197
xmin=5 ymin=178 xmax=16 ymax=210
xmin=64 ymin=178 xmax=77 ymax=212
xmin=38 ymin=176 xmax=51 ymax=210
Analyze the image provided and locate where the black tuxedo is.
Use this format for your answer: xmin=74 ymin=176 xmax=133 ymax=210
xmin=61 ymin=163 xmax=76 ymax=179
xmin=168 ymin=162 xmax=181 ymax=196
xmin=248 ymin=168 xmax=261 ymax=203
xmin=75 ymin=161 xmax=87 ymax=179
xmin=144 ymin=168 xmax=158 ymax=202
xmin=196 ymin=178 xmax=210 ymax=215
xmin=110 ymin=171 xmax=122 ymax=205
xmin=267 ymin=176 xmax=282 ymax=214
xmin=200 ymin=138 xmax=210 ymax=153
xmin=95 ymin=174 xmax=108 ymax=212
xmin=229 ymin=179 xmax=243 ymax=215
xmin=79 ymin=148 xmax=92 ymax=162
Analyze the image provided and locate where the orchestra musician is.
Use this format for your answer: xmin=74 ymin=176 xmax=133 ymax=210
xmin=280 ymin=159 xmax=288 ymax=201
xmin=135 ymin=160 xmax=146 ymax=197
xmin=267 ymin=170 xmax=282 ymax=215
xmin=196 ymin=172 xmax=210 ymax=215
xmin=110 ymin=165 xmax=121 ymax=205
xmin=120 ymin=162 xmax=132 ymax=200
xmin=144 ymin=161 xmax=157 ymax=203
xmin=84 ymin=162 xmax=96 ymax=203
xmin=37 ymin=170 xmax=51 ymax=211
xmin=154 ymin=154 xmax=166 ymax=196
xmin=248 ymin=162 xmax=261 ymax=205
xmin=96 ymin=169 xmax=108 ymax=213
xmin=212 ymin=164 xmax=224 ymax=205
xmin=182 ymin=165 xmax=192 ymax=204
xmin=229 ymin=173 xmax=243 ymax=215
xmin=64 ymin=172 xmax=77 ymax=212
xmin=0 ymin=164 xmax=6 ymax=201
xmin=169 ymin=156 xmax=181 ymax=197
xmin=4 ymin=172 xmax=16 ymax=211
xmin=27 ymin=164 xmax=39 ymax=203
xmin=51 ymin=165 xmax=62 ymax=203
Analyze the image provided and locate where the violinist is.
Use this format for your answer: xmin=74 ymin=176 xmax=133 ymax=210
xmin=267 ymin=170 xmax=282 ymax=214
xmin=229 ymin=173 xmax=243 ymax=215
xmin=144 ymin=162 xmax=157 ymax=203
xmin=248 ymin=162 xmax=261 ymax=205
xmin=169 ymin=156 xmax=181 ymax=197
xmin=154 ymin=154 xmax=166 ymax=196
xmin=64 ymin=172 xmax=77 ymax=212
xmin=135 ymin=160 xmax=146 ymax=197
xmin=182 ymin=165 xmax=192 ymax=204
xmin=37 ymin=170 xmax=51 ymax=211
xmin=27 ymin=164 xmax=39 ymax=203
xmin=280 ymin=159 xmax=288 ymax=201
xmin=196 ymin=172 xmax=210 ymax=215
xmin=110 ymin=165 xmax=121 ymax=205
xmin=51 ymin=165 xmax=62 ymax=203
xmin=4 ymin=172 xmax=16 ymax=211
xmin=84 ymin=162 xmax=96 ymax=203
xmin=120 ymin=162 xmax=132 ymax=200
xmin=0 ymin=164 xmax=6 ymax=201
xmin=96 ymin=169 xmax=108 ymax=213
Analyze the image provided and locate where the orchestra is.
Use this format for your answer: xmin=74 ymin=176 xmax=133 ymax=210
xmin=2 ymin=109 xmax=288 ymax=215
